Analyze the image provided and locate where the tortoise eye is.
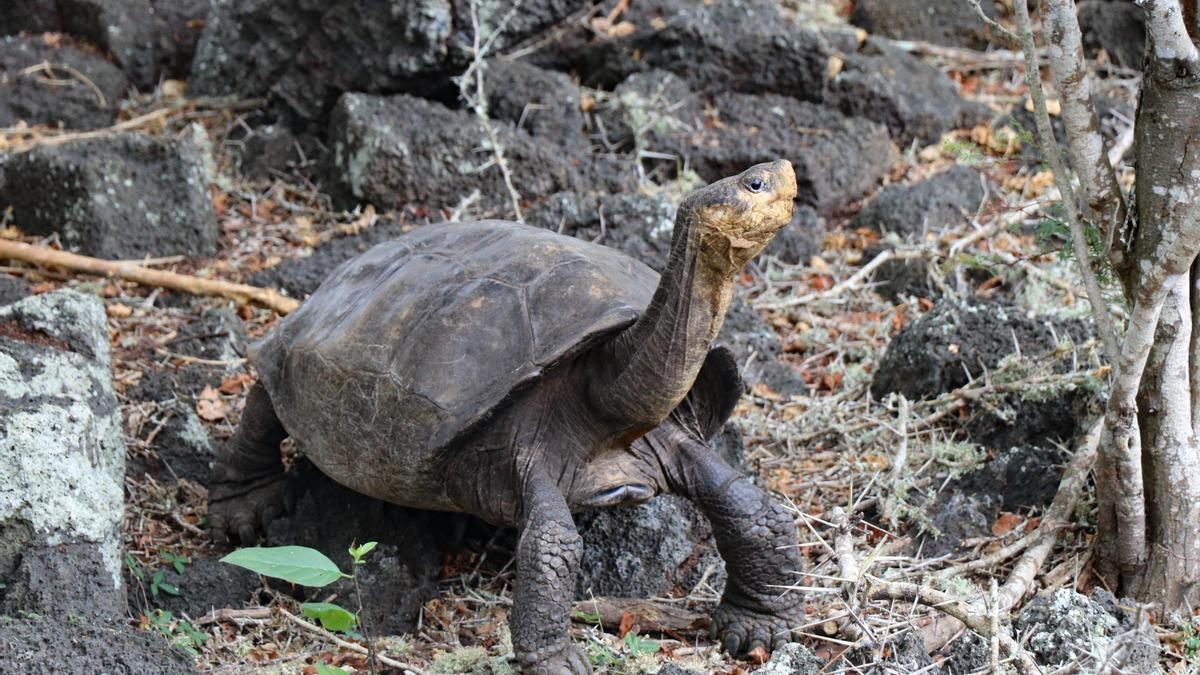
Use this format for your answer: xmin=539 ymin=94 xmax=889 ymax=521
xmin=744 ymin=176 xmax=768 ymax=193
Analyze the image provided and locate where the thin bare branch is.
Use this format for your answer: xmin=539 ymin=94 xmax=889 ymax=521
xmin=1012 ymin=0 xmax=1122 ymax=365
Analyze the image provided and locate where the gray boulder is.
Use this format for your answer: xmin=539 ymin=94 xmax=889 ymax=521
xmin=0 ymin=132 xmax=218 ymax=259
xmin=484 ymin=60 xmax=588 ymax=153
xmin=1079 ymin=0 xmax=1146 ymax=70
xmin=0 ymin=35 xmax=128 ymax=130
xmin=190 ymin=0 xmax=587 ymax=127
xmin=575 ymin=495 xmax=725 ymax=600
xmin=829 ymin=38 xmax=989 ymax=147
xmin=756 ymin=642 xmax=826 ymax=675
xmin=1017 ymin=589 xmax=1160 ymax=672
xmin=327 ymin=92 xmax=585 ymax=210
xmin=538 ymin=0 xmax=831 ymax=100
xmin=0 ymin=0 xmax=210 ymax=87
xmin=0 ymin=290 xmax=126 ymax=618
xmin=852 ymin=165 xmax=986 ymax=237
xmin=851 ymin=0 xmax=996 ymax=50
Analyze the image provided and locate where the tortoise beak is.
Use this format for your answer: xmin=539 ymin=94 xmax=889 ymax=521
xmin=769 ymin=159 xmax=798 ymax=203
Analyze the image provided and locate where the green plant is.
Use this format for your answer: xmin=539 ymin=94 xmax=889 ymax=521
xmin=146 ymin=609 xmax=207 ymax=656
xmin=161 ymin=551 xmax=189 ymax=574
xmin=149 ymin=569 xmax=180 ymax=598
xmin=222 ymin=542 xmax=380 ymax=672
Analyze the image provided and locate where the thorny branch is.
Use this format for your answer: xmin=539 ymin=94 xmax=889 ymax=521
xmin=458 ymin=0 xmax=526 ymax=222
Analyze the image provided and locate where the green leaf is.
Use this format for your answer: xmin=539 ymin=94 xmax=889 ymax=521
xmin=315 ymin=663 xmax=344 ymax=675
xmin=349 ymin=541 xmax=377 ymax=563
xmin=158 ymin=581 xmax=180 ymax=596
xmin=623 ymin=632 xmax=659 ymax=657
xmin=571 ymin=611 xmax=601 ymax=623
xmin=124 ymin=554 xmax=144 ymax=581
xmin=300 ymin=602 xmax=358 ymax=633
xmin=221 ymin=546 xmax=348 ymax=587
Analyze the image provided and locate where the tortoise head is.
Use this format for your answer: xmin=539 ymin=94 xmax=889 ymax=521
xmin=678 ymin=159 xmax=798 ymax=273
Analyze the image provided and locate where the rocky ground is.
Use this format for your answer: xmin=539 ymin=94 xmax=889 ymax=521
xmin=1 ymin=0 xmax=1196 ymax=674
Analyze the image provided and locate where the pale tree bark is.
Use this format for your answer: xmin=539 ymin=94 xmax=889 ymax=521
xmin=1037 ymin=0 xmax=1130 ymax=269
xmin=1017 ymin=0 xmax=1200 ymax=609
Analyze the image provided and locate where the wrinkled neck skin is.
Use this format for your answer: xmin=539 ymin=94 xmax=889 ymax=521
xmin=589 ymin=204 xmax=760 ymax=437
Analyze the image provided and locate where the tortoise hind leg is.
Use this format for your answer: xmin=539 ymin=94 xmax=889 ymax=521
xmin=511 ymin=467 xmax=591 ymax=675
xmin=208 ymin=381 xmax=289 ymax=545
xmin=660 ymin=428 xmax=803 ymax=656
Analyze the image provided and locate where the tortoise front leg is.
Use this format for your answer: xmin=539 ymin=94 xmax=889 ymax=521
xmin=208 ymin=381 xmax=289 ymax=544
xmin=667 ymin=436 xmax=803 ymax=656
xmin=512 ymin=468 xmax=591 ymax=675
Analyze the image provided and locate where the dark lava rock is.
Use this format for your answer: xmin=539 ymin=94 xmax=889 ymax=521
xmin=1079 ymin=0 xmax=1146 ymax=71
xmin=266 ymin=459 xmax=491 ymax=636
xmin=0 ymin=35 xmax=128 ymax=130
xmin=251 ymin=219 xmax=415 ymax=298
xmin=846 ymin=631 xmax=936 ymax=673
xmin=852 ymin=165 xmax=986 ymax=237
xmin=485 ymin=60 xmax=587 ymax=152
xmin=237 ymin=124 xmax=303 ymax=179
xmin=693 ymin=93 xmax=896 ymax=214
xmin=0 ymin=615 xmax=195 ymax=675
xmin=765 ymin=205 xmax=824 ymax=265
xmin=871 ymin=300 xmax=1091 ymax=402
xmin=0 ymin=275 xmax=29 ymax=305
xmin=128 ymin=400 xmax=215 ymax=484
xmin=596 ymin=69 xmax=701 ymax=154
xmin=872 ymin=300 xmax=1098 ymax=449
xmin=327 ymin=93 xmax=584 ymax=211
xmin=921 ymin=443 xmax=1074 ymax=557
xmin=755 ymin=642 xmax=826 ymax=675
xmin=0 ymin=0 xmax=62 ymax=35
xmin=851 ymin=0 xmax=996 ymax=50
xmin=526 ymin=191 xmax=678 ymax=271
xmin=190 ymin=0 xmax=586 ymax=128
xmin=130 ymin=555 xmax=260 ymax=621
xmin=0 ymin=132 xmax=218 ymax=259
xmin=1016 ymin=589 xmax=1158 ymax=672
xmin=940 ymin=631 xmax=991 ymax=675
xmin=540 ymin=0 xmax=831 ymax=101
xmin=720 ymin=298 xmax=808 ymax=398
xmin=829 ymin=38 xmax=989 ymax=147
xmin=575 ymin=495 xmax=725 ymax=600
xmin=42 ymin=0 xmax=211 ymax=87
xmin=173 ymin=306 xmax=247 ymax=368
xmin=871 ymin=257 xmax=935 ymax=302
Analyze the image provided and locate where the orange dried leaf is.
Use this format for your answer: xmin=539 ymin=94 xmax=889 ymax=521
xmin=992 ymin=512 xmax=1022 ymax=536
xmin=196 ymin=385 xmax=229 ymax=421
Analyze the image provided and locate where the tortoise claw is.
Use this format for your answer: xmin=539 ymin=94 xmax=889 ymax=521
xmin=711 ymin=600 xmax=799 ymax=658
xmin=208 ymin=471 xmax=287 ymax=545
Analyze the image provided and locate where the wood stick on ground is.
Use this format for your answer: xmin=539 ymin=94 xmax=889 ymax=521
xmin=0 ymin=240 xmax=300 ymax=314
xmin=570 ymin=598 xmax=709 ymax=634
xmin=997 ymin=418 xmax=1102 ymax=608
xmin=279 ymin=608 xmax=425 ymax=674
xmin=196 ymin=607 xmax=272 ymax=625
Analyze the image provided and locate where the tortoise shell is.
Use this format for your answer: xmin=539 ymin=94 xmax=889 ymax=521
xmin=250 ymin=220 xmax=662 ymax=494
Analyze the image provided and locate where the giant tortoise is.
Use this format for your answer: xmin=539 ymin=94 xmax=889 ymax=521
xmin=210 ymin=160 xmax=804 ymax=673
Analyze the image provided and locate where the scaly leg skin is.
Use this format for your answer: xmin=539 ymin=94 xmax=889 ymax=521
xmin=208 ymin=382 xmax=289 ymax=545
xmin=511 ymin=469 xmax=591 ymax=675
xmin=672 ymin=438 xmax=803 ymax=656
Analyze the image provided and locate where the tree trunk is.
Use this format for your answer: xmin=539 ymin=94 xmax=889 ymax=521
xmin=1097 ymin=31 xmax=1200 ymax=608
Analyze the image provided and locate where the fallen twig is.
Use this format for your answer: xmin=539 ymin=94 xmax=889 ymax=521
xmin=279 ymin=608 xmax=425 ymax=674
xmin=0 ymin=240 xmax=300 ymax=314
xmin=570 ymin=598 xmax=709 ymax=634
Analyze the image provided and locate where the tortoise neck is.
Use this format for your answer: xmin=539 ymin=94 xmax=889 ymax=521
xmin=589 ymin=205 xmax=735 ymax=433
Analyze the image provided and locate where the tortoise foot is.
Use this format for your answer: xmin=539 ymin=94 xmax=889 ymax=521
xmin=711 ymin=600 xmax=800 ymax=657
xmin=208 ymin=470 xmax=288 ymax=545
xmin=516 ymin=641 xmax=591 ymax=675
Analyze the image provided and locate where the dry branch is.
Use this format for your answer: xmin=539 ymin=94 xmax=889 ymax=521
xmin=280 ymin=608 xmax=425 ymax=674
xmin=569 ymin=598 xmax=709 ymax=634
xmin=1012 ymin=0 xmax=1121 ymax=365
xmin=866 ymin=581 xmax=1042 ymax=675
xmin=0 ymin=240 xmax=300 ymax=314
